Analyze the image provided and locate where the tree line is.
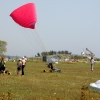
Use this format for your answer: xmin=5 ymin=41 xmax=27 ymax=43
xmin=1 ymin=40 xmax=100 ymax=61
xmin=36 ymin=50 xmax=72 ymax=57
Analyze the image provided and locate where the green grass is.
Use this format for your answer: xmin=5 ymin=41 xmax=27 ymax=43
xmin=0 ymin=61 xmax=100 ymax=100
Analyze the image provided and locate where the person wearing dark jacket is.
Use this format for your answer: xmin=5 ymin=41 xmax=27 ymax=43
xmin=0 ymin=57 xmax=6 ymax=74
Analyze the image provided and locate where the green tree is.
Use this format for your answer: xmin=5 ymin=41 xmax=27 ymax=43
xmin=0 ymin=40 xmax=7 ymax=56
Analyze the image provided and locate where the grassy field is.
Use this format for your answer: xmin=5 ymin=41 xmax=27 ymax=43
xmin=0 ymin=61 xmax=100 ymax=100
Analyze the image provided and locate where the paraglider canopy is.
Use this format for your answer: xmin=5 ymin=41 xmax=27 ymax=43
xmin=10 ymin=3 xmax=37 ymax=29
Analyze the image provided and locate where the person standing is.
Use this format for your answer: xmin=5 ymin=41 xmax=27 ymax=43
xmin=17 ymin=59 xmax=22 ymax=75
xmin=0 ymin=57 xmax=6 ymax=74
xmin=21 ymin=57 xmax=26 ymax=76
xmin=24 ymin=56 xmax=27 ymax=62
xmin=90 ymin=57 xmax=94 ymax=72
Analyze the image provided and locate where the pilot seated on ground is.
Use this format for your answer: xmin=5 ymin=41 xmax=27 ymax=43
xmin=47 ymin=63 xmax=61 ymax=72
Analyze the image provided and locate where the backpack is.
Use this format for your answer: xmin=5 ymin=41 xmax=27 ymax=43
xmin=18 ymin=61 xmax=22 ymax=67
xmin=0 ymin=60 xmax=5 ymax=66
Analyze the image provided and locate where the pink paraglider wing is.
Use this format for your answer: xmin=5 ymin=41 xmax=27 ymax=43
xmin=10 ymin=3 xmax=37 ymax=29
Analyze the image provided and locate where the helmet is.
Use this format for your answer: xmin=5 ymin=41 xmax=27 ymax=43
xmin=1 ymin=57 xmax=4 ymax=60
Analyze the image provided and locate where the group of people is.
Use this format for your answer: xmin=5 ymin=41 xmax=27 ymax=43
xmin=17 ymin=57 xmax=26 ymax=76
xmin=0 ymin=56 xmax=95 ymax=75
xmin=0 ymin=56 xmax=27 ymax=76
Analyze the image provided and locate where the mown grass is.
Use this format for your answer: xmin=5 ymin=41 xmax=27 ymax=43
xmin=0 ymin=61 xmax=100 ymax=100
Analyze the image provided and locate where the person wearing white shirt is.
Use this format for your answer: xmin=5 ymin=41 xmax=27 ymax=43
xmin=21 ymin=57 xmax=26 ymax=76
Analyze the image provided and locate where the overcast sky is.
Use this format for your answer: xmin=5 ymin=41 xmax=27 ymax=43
xmin=0 ymin=0 xmax=100 ymax=58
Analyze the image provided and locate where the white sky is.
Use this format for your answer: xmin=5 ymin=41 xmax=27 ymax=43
xmin=0 ymin=0 xmax=100 ymax=58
